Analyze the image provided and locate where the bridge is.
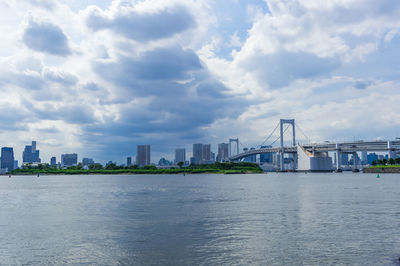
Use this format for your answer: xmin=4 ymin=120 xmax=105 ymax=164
xmin=229 ymin=119 xmax=400 ymax=171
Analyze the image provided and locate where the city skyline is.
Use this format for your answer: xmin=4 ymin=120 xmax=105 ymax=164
xmin=0 ymin=1 xmax=399 ymax=164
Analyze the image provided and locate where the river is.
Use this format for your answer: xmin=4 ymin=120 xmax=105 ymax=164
xmin=0 ymin=172 xmax=399 ymax=265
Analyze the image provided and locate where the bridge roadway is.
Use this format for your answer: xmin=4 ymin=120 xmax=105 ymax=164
xmin=229 ymin=140 xmax=400 ymax=161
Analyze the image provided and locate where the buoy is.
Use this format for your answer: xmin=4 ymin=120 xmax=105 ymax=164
xmin=8 ymin=175 xmax=11 ymax=178
xmin=376 ymin=169 xmax=380 ymax=178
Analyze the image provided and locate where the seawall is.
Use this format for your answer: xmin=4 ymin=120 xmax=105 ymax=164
xmin=363 ymin=167 xmax=400 ymax=173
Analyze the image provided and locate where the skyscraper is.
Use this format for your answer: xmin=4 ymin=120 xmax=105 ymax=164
xmin=50 ymin=157 xmax=56 ymax=166
xmin=82 ymin=158 xmax=94 ymax=166
xmin=1 ymin=147 xmax=14 ymax=172
xmin=202 ymin=144 xmax=211 ymax=162
xmin=217 ymin=143 xmax=229 ymax=162
xmin=22 ymin=141 xmax=40 ymax=163
xmin=260 ymin=146 xmax=273 ymax=163
xmin=136 ymin=145 xmax=150 ymax=167
xmin=175 ymin=148 xmax=185 ymax=164
xmin=127 ymin=156 xmax=132 ymax=166
xmin=61 ymin=153 xmax=78 ymax=166
xmin=193 ymin=144 xmax=203 ymax=164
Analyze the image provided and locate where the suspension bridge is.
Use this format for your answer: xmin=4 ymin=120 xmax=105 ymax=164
xmin=228 ymin=119 xmax=400 ymax=171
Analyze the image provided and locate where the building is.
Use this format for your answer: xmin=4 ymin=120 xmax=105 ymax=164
xmin=340 ymin=153 xmax=349 ymax=166
xmin=136 ymin=144 xmax=150 ymax=167
xmin=22 ymin=141 xmax=40 ymax=163
xmin=61 ymin=153 xmax=78 ymax=167
xmin=202 ymin=144 xmax=211 ymax=162
xmin=50 ymin=157 xmax=57 ymax=166
xmin=217 ymin=143 xmax=229 ymax=162
xmin=260 ymin=146 xmax=273 ymax=163
xmin=175 ymin=148 xmax=186 ymax=164
xmin=1 ymin=147 xmax=14 ymax=172
xmin=193 ymin=144 xmax=203 ymax=164
xmin=158 ymin=157 xmax=171 ymax=166
xmin=361 ymin=151 xmax=368 ymax=165
xmin=14 ymin=160 xmax=18 ymax=170
xmin=127 ymin=156 xmax=132 ymax=166
xmin=82 ymin=158 xmax=94 ymax=166
xmin=367 ymin=153 xmax=378 ymax=165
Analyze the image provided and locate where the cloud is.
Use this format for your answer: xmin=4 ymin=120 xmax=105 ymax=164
xmin=22 ymin=19 xmax=71 ymax=56
xmin=85 ymin=4 xmax=196 ymax=41
xmin=93 ymin=45 xmax=202 ymax=95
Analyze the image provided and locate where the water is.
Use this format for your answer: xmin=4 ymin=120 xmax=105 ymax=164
xmin=0 ymin=172 xmax=399 ymax=265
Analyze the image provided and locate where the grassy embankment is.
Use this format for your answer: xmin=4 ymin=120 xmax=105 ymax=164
xmin=11 ymin=162 xmax=263 ymax=175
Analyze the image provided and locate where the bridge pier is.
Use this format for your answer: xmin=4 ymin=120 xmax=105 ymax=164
xmin=353 ymin=152 xmax=358 ymax=171
xmin=335 ymin=144 xmax=341 ymax=171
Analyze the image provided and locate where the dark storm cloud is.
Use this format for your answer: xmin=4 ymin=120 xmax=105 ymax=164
xmin=22 ymin=20 xmax=71 ymax=56
xmin=86 ymin=4 xmax=196 ymax=41
xmin=243 ymin=51 xmax=340 ymax=89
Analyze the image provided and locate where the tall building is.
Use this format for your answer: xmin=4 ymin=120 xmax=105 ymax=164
xmin=136 ymin=145 xmax=150 ymax=167
xmin=175 ymin=148 xmax=186 ymax=164
xmin=61 ymin=153 xmax=78 ymax=166
xmin=127 ymin=156 xmax=132 ymax=166
xmin=260 ymin=146 xmax=273 ymax=163
xmin=50 ymin=157 xmax=57 ymax=166
xmin=361 ymin=151 xmax=368 ymax=165
xmin=217 ymin=143 xmax=229 ymax=162
xmin=22 ymin=141 xmax=40 ymax=163
xmin=341 ymin=153 xmax=349 ymax=166
xmin=1 ymin=147 xmax=14 ymax=172
xmin=193 ymin=144 xmax=203 ymax=164
xmin=202 ymin=144 xmax=211 ymax=162
xmin=82 ymin=158 xmax=94 ymax=166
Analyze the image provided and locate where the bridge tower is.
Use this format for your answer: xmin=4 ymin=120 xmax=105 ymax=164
xmin=229 ymin=138 xmax=239 ymax=157
xmin=280 ymin=119 xmax=296 ymax=171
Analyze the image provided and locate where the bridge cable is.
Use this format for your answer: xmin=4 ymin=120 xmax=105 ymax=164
xmin=257 ymin=122 xmax=280 ymax=148
xmin=295 ymin=124 xmax=310 ymax=144
xmin=269 ymin=124 xmax=291 ymax=146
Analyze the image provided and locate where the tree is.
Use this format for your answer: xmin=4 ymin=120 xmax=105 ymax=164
xmin=388 ymin=158 xmax=395 ymax=165
xmin=371 ymin=160 xmax=377 ymax=166
xmin=177 ymin=161 xmax=184 ymax=168
xmin=396 ymin=158 xmax=400 ymax=165
xmin=382 ymin=158 xmax=388 ymax=165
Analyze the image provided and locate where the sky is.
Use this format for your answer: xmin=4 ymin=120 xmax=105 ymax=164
xmin=0 ymin=0 xmax=400 ymax=164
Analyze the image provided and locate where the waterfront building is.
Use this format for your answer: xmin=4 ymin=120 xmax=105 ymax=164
xmin=217 ymin=143 xmax=229 ymax=162
xmin=136 ymin=144 xmax=150 ymax=167
xmin=175 ymin=148 xmax=186 ymax=164
xmin=82 ymin=158 xmax=94 ymax=166
xmin=1 ymin=147 xmax=14 ymax=172
xmin=202 ymin=144 xmax=211 ymax=162
xmin=22 ymin=141 xmax=40 ymax=163
xmin=50 ymin=157 xmax=56 ymax=166
xmin=61 ymin=153 xmax=78 ymax=167
xmin=193 ymin=144 xmax=203 ymax=164
xmin=361 ymin=151 xmax=368 ymax=165
xmin=158 ymin=157 xmax=171 ymax=166
xmin=127 ymin=156 xmax=132 ymax=166
xmin=211 ymin=152 xmax=215 ymax=162
xmin=14 ymin=160 xmax=18 ymax=170
xmin=190 ymin=157 xmax=195 ymax=165
xmin=341 ymin=153 xmax=349 ymax=166
xmin=260 ymin=146 xmax=273 ymax=163
xmin=367 ymin=153 xmax=378 ymax=165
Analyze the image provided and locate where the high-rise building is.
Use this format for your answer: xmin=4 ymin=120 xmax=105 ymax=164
xmin=175 ymin=148 xmax=186 ymax=164
xmin=1 ymin=147 xmax=14 ymax=172
xmin=340 ymin=153 xmax=349 ymax=166
xmin=61 ymin=153 xmax=78 ymax=166
xmin=217 ymin=143 xmax=229 ymax=162
xmin=82 ymin=158 xmax=94 ymax=166
xmin=14 ymin=160 xmax=18 ymax=170
xmin=193 ymin=144 xmax=203 ymax=164
xmin=260 ymin=146 xmax=273 ymax=163
xmin=50 ymin=157 xmax=57 ymax=166
xmin=361 ymin=151 xmax=368 ymax=165
xmin=22 ymin=141 xmax=40 ymax=163
xmin=367 ymin=153 xmax=378 ymax=165
xmin=136 ymin=145 xmax=150 ymax=166
xmin=127 ymin=156 xmax=132 ymax=166
xmin=202 ymin=144 xmax=211 ymax=162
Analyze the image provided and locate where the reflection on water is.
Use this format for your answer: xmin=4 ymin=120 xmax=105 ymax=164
xmin=0 ymin=173 xmax=399 ymax=265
